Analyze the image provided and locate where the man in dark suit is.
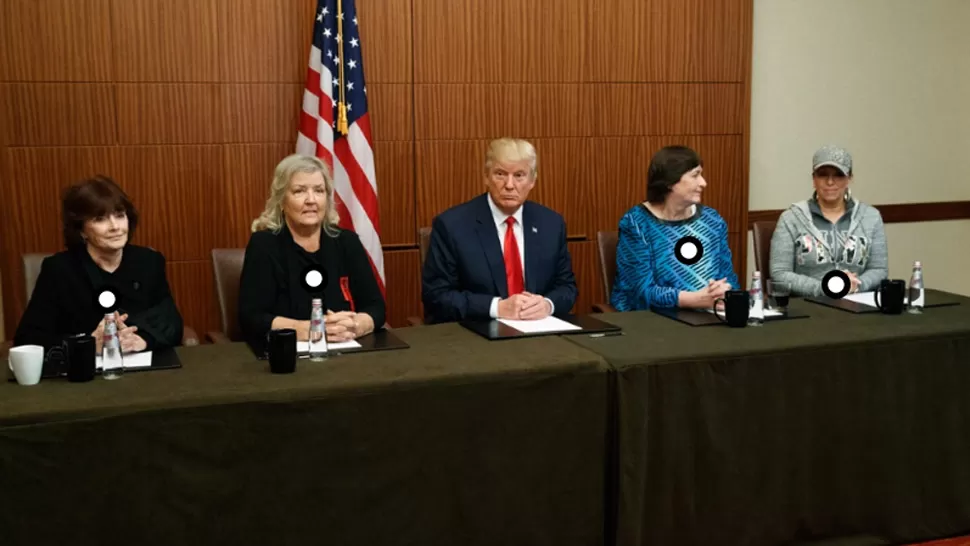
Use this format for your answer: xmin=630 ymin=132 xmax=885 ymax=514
xmin=422 ymin=138 xmax=578 ymax=323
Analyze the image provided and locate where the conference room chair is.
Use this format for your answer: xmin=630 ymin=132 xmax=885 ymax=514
xmin=752 ymin=220 xmax=777 ymax=286
xmin=406 ymin=227 xmax=432 ymax=326
xmin=208 ymin=248 xmax=245 ymax=343
xmin=594 ymin=231 xmax=618 ymax=313
xmin=2 ymin=252 xmax=200 ymax=354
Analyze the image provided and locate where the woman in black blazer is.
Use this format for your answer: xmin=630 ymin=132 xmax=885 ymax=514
xmin=13 ymin=176 xmax=184 ymax=353
xmin=238 ymin=154 xmax=385 ymax=347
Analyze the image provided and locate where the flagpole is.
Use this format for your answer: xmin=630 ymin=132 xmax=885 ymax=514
xmin=336 ymin=0 xmax=349 ymax=135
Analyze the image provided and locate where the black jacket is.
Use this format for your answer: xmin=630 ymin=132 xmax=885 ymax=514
xmin=13 ymin=245 xmax=184 ymax=351
xmin=238 ymin=226 xmax=386 ymax=346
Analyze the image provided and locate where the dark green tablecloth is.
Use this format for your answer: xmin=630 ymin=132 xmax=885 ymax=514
xmin=0 ymin=323 xmax=610 ymax=546
xmin=568 ymin=297 xmax=970 ymax=546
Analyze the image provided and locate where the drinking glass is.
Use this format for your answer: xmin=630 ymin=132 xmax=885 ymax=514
xmin=767 ymin=280 xmax=791 ymax=313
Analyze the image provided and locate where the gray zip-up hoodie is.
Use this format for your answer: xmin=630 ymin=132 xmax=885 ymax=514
xmin=769 ymin=198 xmax=888 ymax=296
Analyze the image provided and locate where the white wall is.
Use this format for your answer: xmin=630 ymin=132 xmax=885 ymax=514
xmin=749 ymin=0 xmax=970 ymax=295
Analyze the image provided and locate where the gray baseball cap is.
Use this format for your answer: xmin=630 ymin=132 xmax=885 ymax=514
xmin=812 ymin=145 xmax=852 ymax=175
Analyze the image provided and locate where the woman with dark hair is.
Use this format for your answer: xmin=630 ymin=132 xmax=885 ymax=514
xmin=13 ymin=176 xmax=184 ymax=352
xmin=610 ymin=146 xmax=739 ymax=311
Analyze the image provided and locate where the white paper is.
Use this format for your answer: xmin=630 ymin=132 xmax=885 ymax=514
xmin=497 ymin=316 xmax=582 ymax=334
xmin=96 ymin=351 xmax=152 ymax=370
xmin=710 ymin=308 xmax=784 ymax=318
xmin=843 ymin=291 xmax=909 ymax=307
xmin=296 ymin=340 xmax=362 ymax=353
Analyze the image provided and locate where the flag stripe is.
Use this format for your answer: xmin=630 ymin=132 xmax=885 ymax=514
xmin=334 ymin=133 xmax=380 ymax=232
xmin=299 ymin=0 xmax=384 ymax=293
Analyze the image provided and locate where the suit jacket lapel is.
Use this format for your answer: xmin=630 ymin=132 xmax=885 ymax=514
xmin=475 ymin=195 xmax=508 ymax=297
xmin=523 ymin=203 xmax=539 ymax=294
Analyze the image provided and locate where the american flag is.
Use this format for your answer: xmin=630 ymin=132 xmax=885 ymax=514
xmin=297 ymin=0 xmax=384 ymax=293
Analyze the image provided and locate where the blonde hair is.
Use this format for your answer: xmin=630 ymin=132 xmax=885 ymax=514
xmin=484 ymin=138 xmax=538 ymax=179
xmin=251 ymin=154 xmax=340 ymax=236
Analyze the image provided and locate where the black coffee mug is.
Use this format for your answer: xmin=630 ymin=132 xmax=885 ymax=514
xmin=874 ymin=279 xmax=906 ymax=315
xmin=267 ymin=328 xmax=297 ymax=374
xmin=45 ymin=333 xmax=97 ymax=381
xmin=714 ymin=290 xmax=750 ymax=328
xmin=66 ymin=333 xmax=96 ymax=382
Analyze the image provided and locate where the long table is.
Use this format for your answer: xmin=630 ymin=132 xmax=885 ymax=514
xmin=566 ymin=296 xmax=970 ymax=546
xmin=0 ymin=323 xmax=610 ymax=546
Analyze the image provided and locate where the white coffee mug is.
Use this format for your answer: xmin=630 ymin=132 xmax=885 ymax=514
xmin=9 ymin=345 xmax=44 ymax=386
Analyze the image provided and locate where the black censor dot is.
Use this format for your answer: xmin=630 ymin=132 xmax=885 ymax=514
xmin=94 ymin=285 xmax=120 ymax=312
xmin=674 ymin=236 xmax=704 ymax=266
xmin=822 ymin=270 xmax=851 ymax=299
xmin=300 ymin=264 xmax=328 ymax=294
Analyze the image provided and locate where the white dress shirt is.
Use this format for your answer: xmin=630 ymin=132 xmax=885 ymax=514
xmin=485 ymin=195 xmax=555 ymax=318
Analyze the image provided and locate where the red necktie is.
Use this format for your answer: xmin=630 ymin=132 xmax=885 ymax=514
xmin=503 ymin=216 xmax=524 ymax=296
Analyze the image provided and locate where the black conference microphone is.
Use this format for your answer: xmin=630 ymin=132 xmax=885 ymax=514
xmin=93 ymin=284 xmax=121 ymax=314
xmin=674 ymin=236 xmax=704 ymax=266
xmin=300 ymin=264 xmax=329 ymax=296
xmin=821 ymin=269 xmax=852 ymax=300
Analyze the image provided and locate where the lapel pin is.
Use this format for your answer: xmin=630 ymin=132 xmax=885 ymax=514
xmin=532 ymin=226 xmax=538 ymax=234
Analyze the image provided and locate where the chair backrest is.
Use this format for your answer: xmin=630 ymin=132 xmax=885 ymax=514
xmin=752 ymin=220 xmax=777 ymax=285
xmin=23 ymin=253 xmax=53 ymax=303
xmin=418 ymin=227 xmax=432 ymax=266
xmin=596 ymin=231 xmax=618 ymax=302
xmin=211 ymin=248 xmax=246 ymax=341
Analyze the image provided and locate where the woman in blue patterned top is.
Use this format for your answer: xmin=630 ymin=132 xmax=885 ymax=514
xmin=611 ymin=146 xmax=739 ymax=311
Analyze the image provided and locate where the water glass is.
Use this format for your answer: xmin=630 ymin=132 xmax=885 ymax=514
xmin=767 ymin=280 xmax=791 ymax=312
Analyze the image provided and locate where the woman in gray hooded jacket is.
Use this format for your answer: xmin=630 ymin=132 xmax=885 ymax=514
xmin=769 ymin=145 xmax=888 ymax=297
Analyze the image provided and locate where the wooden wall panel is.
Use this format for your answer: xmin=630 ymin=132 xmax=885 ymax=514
xmin=112 ymin=0 xmax=220 ymax=82
xmin=219 ymin=143 xmax=294 ymax=249
xmin=0 ymin=0 xmax=9 ymax=82
xmin=413 ymin=0 xmax=585 ymax=82
xmin=591 ymin=84 xmax=745 ymax=136
xmin=116 ymin=84 xmax=224 ymax=144
xmin=219 ymin=0 xmax=316 ymax=83
xmin=526 ymin=139 xmax=594 ymax=238
xmin=585 ymin=137 xmax=649 ymax=233
xmin=587 ymin=0 xmax=747 ymax=82
xmin=358 ymin=0 xmax=413 ymax=83
xmin=374 ymin=141 xmax=415 ymax=246
xmin=168 ymin=260 xmax=222 ymax=336
xmin=568 ymin=241 xmax=600 ymax=315
xmin=0 ymin=84 xmax=10 ymax=146
xmin=383 ymin=249 xmax=421 ymax=327
xmin=0 ymin=149 xmax=9 ymax=340
xmin=415 ymin=140 xmax=482 ymax=229
xmin=222 ymin=84 xmax=303 ymax=143
xmin=414 ymin=84 xmax=589 ymax=140
xmin=369 ymin=83 xmax=412 ymax=141
xmin=7 ymin=84 xmax=116 ymax=146
xmin=3 ymin=0 xmax=113 ymax=81
xmin=119 ymin=146 xmax=225 ymax=262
